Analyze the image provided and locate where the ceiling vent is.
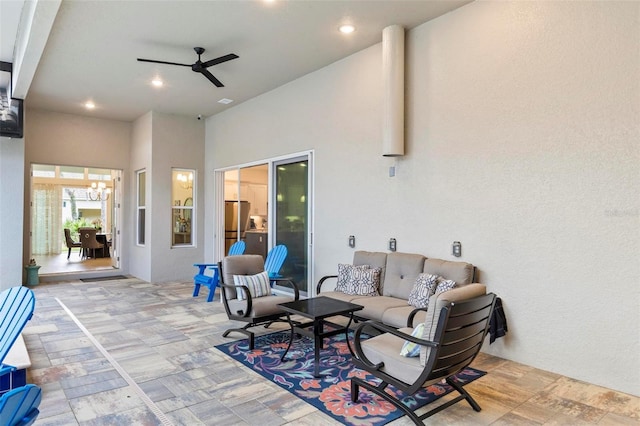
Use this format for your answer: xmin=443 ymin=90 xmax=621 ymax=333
xmin=382 ymin=25 xmax=405 ymax=157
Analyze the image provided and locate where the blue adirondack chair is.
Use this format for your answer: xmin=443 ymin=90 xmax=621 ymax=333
xmin=264 ymin=244 xmax=287 ymax=279
xmin=0 ymin=384 xmax=41 ymax=426
xmin=1 ymin=287 xmax=36 ymax=379
xmin=193 ymin=241 xmax=246 ymax=302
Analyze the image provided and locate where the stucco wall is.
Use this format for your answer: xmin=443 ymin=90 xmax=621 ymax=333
xmin=149 ymin=112 xmax=205 ymax=282
xmin=0 ymin=136 xmax=25 ymax=290
xmin=206 ymin=1 xmax=640 ymax=395
xmin=23 ymin=109 xmax=132 ymax=273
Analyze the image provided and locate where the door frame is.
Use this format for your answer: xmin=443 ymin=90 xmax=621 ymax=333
xmin=213 ymin=150 xmax=314 ymax=293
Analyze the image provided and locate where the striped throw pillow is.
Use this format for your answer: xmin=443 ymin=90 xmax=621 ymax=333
xmin=233 ymin=271 xmax=271 ymax=301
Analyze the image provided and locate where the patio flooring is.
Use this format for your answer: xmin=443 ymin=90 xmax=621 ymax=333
xmin=20 ymin=278 xmax=640 ymax=425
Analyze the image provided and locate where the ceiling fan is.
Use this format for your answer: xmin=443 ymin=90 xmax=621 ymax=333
xmin=137 ymin=47 xmax=239 ymax=87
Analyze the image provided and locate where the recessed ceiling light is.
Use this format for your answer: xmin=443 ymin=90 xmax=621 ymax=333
xmin=85 ymin=101 xmax=95 ymax=109
xmin=151 ymin=78 xmax=163 ymax=87
xmin=339 ymin=24 xmax=355 ymax=34
xmin=218 ymin=98 xmax=234 ymax=105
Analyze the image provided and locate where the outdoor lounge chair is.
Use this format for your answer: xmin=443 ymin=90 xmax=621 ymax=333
xmin=351 ymin=293 xmax=496 ymax=425
xmin=1 ymin=286 xmax=36 ymax=378
xmin=219 ymin=254 xmax=299 ymax=350
xmin=264 ymin=244 xmax=287 ymax=279
xmin=0 ymin=384 xmax=41 ymax=426
xmin=193 ymin=240 xmax=246 ymax=302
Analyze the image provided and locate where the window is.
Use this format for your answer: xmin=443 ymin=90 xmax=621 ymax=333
xmin=172 ymin=168 xmax=195 ymax=246
xmin=137 ymin=170 xmax=146 ymax=245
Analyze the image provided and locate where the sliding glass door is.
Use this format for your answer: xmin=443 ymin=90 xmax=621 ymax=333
xmin=215 ymin=152 xmax=313 ymax=295
xmin=273 ymin=156 xmax=310 ymax=295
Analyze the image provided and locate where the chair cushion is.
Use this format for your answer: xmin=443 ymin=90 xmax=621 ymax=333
xmin=234 ymin=271 xmax=271 ymax=301
xmin=345 ymin=267 xmax=381 ymax=296
xmin=227 ymin=294 xmax=293 ymax=318
xmin=359 ymin=327 xmax=425 ymax=385
xmin=400 ymin=323 xmax=425 ymax=357
xmin=420 ymin=284 xmax=487 ymax=366
xmin=407 ymin=273 xmax=438 ymax=308
xmin=221 ymin=255 xmax=265 ymax=299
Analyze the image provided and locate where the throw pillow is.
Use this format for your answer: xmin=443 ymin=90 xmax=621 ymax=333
xmin=400 ymin=323 xmax=425 ymax=357
xmin=233 ymin=271 xmax=271 ymax=301
xmin=335 ymin=264 xmax=369 ymax=294
xmin=346 ymin=267 xmax=381 ymax=296
xmin=407 ymin=273 xmax=438 ymax=308
xmin=435 ymin=277 xmax=457 ymax=294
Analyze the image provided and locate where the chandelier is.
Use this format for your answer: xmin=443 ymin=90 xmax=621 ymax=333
xmin=177 ymin=172 xmax=193 ymax=189
xmin=87 ymin=181 xmax=111 ymax=201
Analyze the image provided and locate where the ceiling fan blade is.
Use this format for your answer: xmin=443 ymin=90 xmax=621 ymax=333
xmin=199 ymin=69 xmax=224 ymax=87
xmin=137 ymin=58 xmax=192 ymax=67
xmin=201 ymin=53 xmax=239 ymax=69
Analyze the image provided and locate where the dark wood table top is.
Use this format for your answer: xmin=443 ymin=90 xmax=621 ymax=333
xmin=279 ymin=296 xmax=363 ymax=320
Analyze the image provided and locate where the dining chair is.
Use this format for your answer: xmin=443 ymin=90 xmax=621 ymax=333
xmin=78 ymin=227 xmax=104 ymax=259
xmin=63 ymin=228 xmax=82 ymax=259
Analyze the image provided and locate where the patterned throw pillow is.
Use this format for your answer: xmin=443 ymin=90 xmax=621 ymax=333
xmin=400 ymin=323 xmax=425 ymax=357
xmin=345 ymin=267 xmax=381 ymax=296
xmin=408 ymin=273 xmax=438 ymax=308
xmin=335 ymin=264 xmax=369 ymax=293
xmin=233 ymin=271 xmax=271 ymax=301
xmin=435 ymin=277 xmax=457 ymax=294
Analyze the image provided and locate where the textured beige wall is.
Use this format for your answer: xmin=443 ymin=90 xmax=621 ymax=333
xmin=207 ymin=1 xmax=639 ymax=395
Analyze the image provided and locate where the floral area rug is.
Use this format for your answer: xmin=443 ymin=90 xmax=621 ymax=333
xmin=214 ymin=329 xmax=486 ymax=426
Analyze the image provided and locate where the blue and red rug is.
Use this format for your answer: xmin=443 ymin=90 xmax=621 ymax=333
xmin=215 ymin=330 xmax=486 ymax=425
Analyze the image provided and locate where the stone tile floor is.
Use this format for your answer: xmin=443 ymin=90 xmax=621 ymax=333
xmin=20 ymin=278 xmax=640 ymax=425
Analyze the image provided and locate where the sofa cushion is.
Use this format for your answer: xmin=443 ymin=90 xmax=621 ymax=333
xmin=423 ymin=258 xmax=474 ymax=285
xmin=420 ymin=283 xmax=487 ymax=366
xmin=382 ymin=252 xmax=425 ymax=299
xmin=353 ymin=251 xmax=387 ymax=283
xmin=228 ymin=294 xmax=293 ymax=318
xmin=350 ymin=295 xmax=407 ymax=321
xmin=408 ymin=273 xmax=438 ymax=308
xmin=319 ymin=291 xmax=364 ymax=303
xmin=382 ymin=305 xmax=431 ymax=328
xmin=345 ymin=267 xmax=381 ymax=296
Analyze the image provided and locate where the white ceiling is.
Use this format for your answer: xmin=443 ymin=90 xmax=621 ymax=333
xmin=3 ymin=0 xmax=471 ymax=122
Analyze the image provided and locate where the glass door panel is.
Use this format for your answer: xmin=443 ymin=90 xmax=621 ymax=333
xmin=274 ymin=157 xmax=309 ymax=295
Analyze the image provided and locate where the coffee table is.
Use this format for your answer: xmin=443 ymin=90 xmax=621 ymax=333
xmin=278 ymin=296 xmax=364 ymax=378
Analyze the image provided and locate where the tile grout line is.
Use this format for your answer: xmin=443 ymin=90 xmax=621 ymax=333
xmin=55 ymin=297 xmax=175 ymax=426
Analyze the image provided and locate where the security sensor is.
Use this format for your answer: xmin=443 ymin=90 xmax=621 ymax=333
xmin=197 ymin=114 xmax=202 ymax=120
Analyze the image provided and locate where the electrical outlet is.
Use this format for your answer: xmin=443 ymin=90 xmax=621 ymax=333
xmin=389 ymin=238 xmax=397 ymax=252
xmin=452 ymin=241 xmax=462 ymax=257
xmin=348 ymin=235 xmax=356 ymax=248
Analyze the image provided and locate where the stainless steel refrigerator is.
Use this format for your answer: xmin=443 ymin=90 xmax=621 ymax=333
xmin=225 ymin=200 xmax=251 ymax=253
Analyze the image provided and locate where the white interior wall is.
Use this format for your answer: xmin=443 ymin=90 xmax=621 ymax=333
xmin=129 ymin=112 xmax=152 ymax=281
xmin=206 ymin=1 xmax=639 ymax=396
xmin=149 ymin=112 xmax=205 ymax=282
xmin=0 ymin=136 xmax=25 ymax=290
xmin=23 ymin=109 xmax=132 ymax=273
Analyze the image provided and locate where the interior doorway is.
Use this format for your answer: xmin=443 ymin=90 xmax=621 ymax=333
xmin=30 ymin=164 xmax=121 ymax=276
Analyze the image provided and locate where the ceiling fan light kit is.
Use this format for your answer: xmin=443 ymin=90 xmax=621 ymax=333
xmin=137 ymin=47 xmax=239 ymax=88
